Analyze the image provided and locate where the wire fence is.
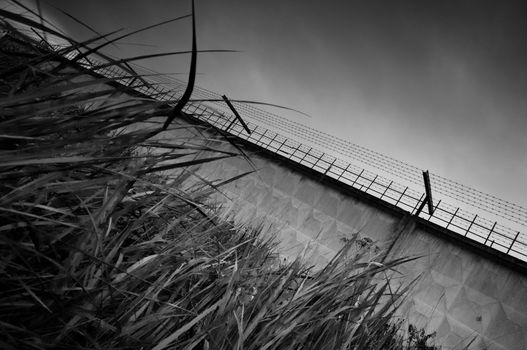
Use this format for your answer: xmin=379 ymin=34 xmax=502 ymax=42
xmin=186 ymin=104 xmax=527 ymax=261
xmin=6 ymin=9 xmax=527 ymax=225
xmin=116 ymin=63 xmax=527 ymax=229
xmin=30 ymin=38 xmax=527 ymax=262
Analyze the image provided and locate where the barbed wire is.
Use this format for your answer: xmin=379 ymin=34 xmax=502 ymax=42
xmin=9 ymin=24 xmax=527 ymax=257
xmin=121 ymin=66 xmax=527 ymax=227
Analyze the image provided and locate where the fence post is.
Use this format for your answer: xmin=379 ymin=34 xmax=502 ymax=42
xmin=323 ymin=158 xmax=337 ymax=176
xmin=312 ymin=153 xmax=326 ymax=169
xmin=265 ymin=133 xmax=279 ymax=150
xmin=289 ymin=143 xmax=302 ymax=160
xmin=222 ymin=95 xmax=252 ymax=135
xmin=155 ymin=90 xmax=170 ymax=101
xmin=365 ymin=175 xmax=378 ymax=193
xmin=127 ymin=76 xmax=138 ymax=87
xmin=217 ymin=113 xmax=233 ymax=129
xmin=483 ymin=222 xmax=497 ymax=245
xmin=380 ymin=181 xmax=393 ymax=200
xmin=298 ymin=147 xmax=313 ymax=164
xmin=427 ymin=200 xmax=441 ymax=221
xmin=446 ymin=208 xmax=459 ymax=229
xmin=465 ymin=214 xmax=478 ymax=237
xmin=395 ymin=187 xmax=408 ymax=207
xmin=197 ymin=108 xmax=211 ymax=121
xmin=254 ymin=128 xmax=268 ymax=144
xmin=336 ymin=164 xmax=350 ymax=181
xmin=411 ymin=193 xmax=425 ymax=215
xmin=422 ymin=170 xmax=435 ymax=214
xmin=224 ymin=116 xmax=238 ymax=132
xmin=507 ymin=232 xmax=520 ymax=254
xmin=275 ymin=138 xmax=288 ymax=154
xmin=165 ymin=91 xmax=178 ymax=103
xmin=351 ymin=169 xmax=365 ymax=187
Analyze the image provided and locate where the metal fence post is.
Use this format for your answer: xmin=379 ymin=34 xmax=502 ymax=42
xmin=289 ymin=143 xmax=303 ymax=160
xmin=484 ymin=222 xmax=497 ymax=245
xmin=323 ymin=158 xmax=337 ymax=176
xmin=445 ymin=208 xmax=459 ymax=229
xmin=411 ymin=193 xmax=425 ymax=215
xmin=380 ymin=181 xmax=393 ymax=200
xmin=507 ymin=232 xmax=520 ymax=254
xmin=336 ymin=164 xmax=350 ymax=181
xmin=224 ymin=116 xmax=238 ymax=132
xmin=254 ymin=128 xmax=268 ymax=144
xmin=351 ymin=169 xmax=365 ymax=187
xmin=427 ymin=200 xmax=441 ymax=221
xmin=298 ymin=147 xmax=313 ymax=164
xmin=395 ymin=187 xmax=408 ymax=206
xmin=265 ymin=134 xmax=279 ymax=150
xmin=465 ymin=214 xmax=478 ymax=237
xmin=365 ymin=175 xmax=378 ymax=193
xmin=275 ymin=138 xmax=288 ymax=154
xmin=312 ymin=153 xmax=326 ymax=169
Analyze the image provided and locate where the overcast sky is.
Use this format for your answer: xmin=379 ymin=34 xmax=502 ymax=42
xmin=7 ymin=0 xmax=527 ymax=209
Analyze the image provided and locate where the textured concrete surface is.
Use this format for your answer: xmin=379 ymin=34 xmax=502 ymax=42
xmin=391 ymin=225 xmax=527 ymax=350
xmin=189 ymin=135 xmax=527 ymax=350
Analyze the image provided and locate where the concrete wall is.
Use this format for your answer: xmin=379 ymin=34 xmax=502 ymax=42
xmin=190 ymin=132 xmax=527 ymax=350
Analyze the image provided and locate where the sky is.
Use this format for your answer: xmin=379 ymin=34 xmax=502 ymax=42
xmin=4 ymin=0 xmax=527 ymax=210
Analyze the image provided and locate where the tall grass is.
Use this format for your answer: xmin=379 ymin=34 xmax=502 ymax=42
xmin=0 ymin=3 xmax=438 ymax=349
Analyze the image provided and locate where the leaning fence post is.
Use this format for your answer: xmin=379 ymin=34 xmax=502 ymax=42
xmin=265 ymin=133 xmax=279 ymax=150
xmin=222 ymin=95 xmax=252 ymax=135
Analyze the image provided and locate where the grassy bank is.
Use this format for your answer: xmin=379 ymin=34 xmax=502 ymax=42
xmin=0 ymin=4 xmax=438 ymax=349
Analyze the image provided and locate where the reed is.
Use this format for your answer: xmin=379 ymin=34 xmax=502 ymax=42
xmin=0 ymin=3 xmax=438 ymax=349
